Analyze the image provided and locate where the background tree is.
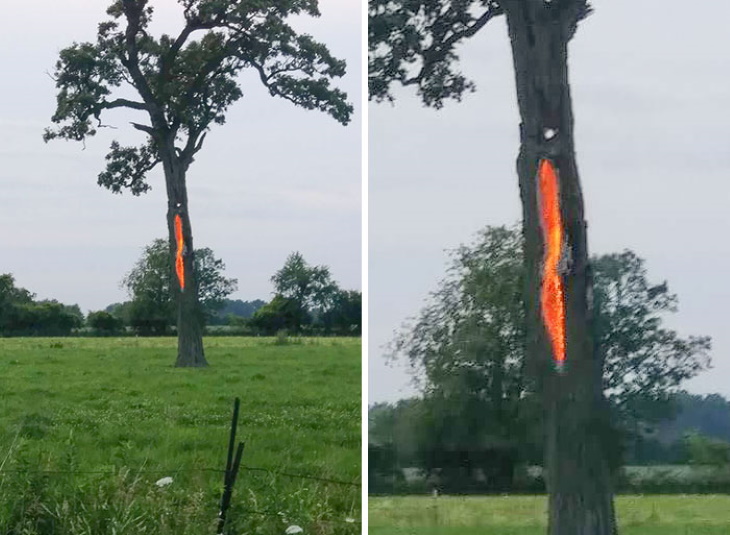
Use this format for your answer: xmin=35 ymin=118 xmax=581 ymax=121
xmin=248 ymin=294 xmax=309 ymax=335
xmin=0 ymin=275 xmax=84 ymax=337
xmin=392 ymin=226 xmax=530 ymax=487
xmin=271 ymin=252 xmax=339 ymax=314
xmin=11 ymin=301 xmax=83 ymax=337
xmin=369 ymin=400 xmax=426 ymax=492
xmin=371 ymin=0 xmax=617 ymax=531
xmin=45 ymin=0 xmax=353 ymax=367
xmin=208 ymin=299 xmax=266 ymax=325
xmin=321 ymin=289 xmax=362 ymax=335
xmin=390 ymin=226 xmax=710 ymax=487
xmin=0 ymin=274 xmax=34 ymax=334
xmin=683 ymin=432 xmax=730 ymax=467
xmin=250 ymin=253 xmax=360 ymax=335
xmin=87 ymin=310 xmax=125 ymax=335
xmin=592 ymin=251 xmax=711 ymax=439
xmin=123 ymin=238 xmax=237 ymax=335
xmin=105 ymin=301 xmax=134 ymax=326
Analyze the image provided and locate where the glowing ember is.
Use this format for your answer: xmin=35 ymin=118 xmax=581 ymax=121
xmin=174 ymin=214 xmax=185 ymax=291
xmin=537 ymin=159 xmax=566 ymax=368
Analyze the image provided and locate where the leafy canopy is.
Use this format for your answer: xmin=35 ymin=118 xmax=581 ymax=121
xmin=270 ymin=251 xmax=338 ymax=311
xmin=45 ymin=0 xmax=353 ymax=194
xmin=123 ymin=238 xmax=238 ymax=325
xmin=593 ymin=251 xmax=712 ymax=421
xmin=392 ymin=225 xmax=711 ymax=428
xmin=369 ymin=0 xmax=591 ymax=108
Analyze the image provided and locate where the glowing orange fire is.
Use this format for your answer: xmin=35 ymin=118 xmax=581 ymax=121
xmin=174 ymin=214 xmax=185 ymax=291
xmin=537 ymin=159 xmax=566 ymax=368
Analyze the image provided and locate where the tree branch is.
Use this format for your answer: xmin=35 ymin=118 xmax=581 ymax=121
xmin=131 ymin=122 xmax=155 ymax=135
xmin=104 ymin=98 xmax=150 ymax=111
xmin=120 ymin=0 xmax=163 ymax=121
xmin=404 ymin=4 xmax=503 ymax=87
xmin=160 ymin=18 xmax=221 ymax=82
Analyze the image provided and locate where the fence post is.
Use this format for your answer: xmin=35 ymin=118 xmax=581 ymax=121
xmin=217 ymin=398 xmax=245 ymax=535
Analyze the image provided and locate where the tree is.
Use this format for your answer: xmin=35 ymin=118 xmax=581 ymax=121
xmin=655 ymin=393 xmax=730 ymax=446
xmin=592 ymin=252 xmax=711 ymax=432
xmin=45 ymin=0 xmax=353 ymax=367
xmin=321 ymin=289 xmax=362 ymax=334
xmin=12 ymin=301 xmax=83 ymax=336
xmin=0 ymin=275 xmax=84 ymax=336
xmin=391 ymin=226 xmax=532 ymax=487
xmin=0 ymin=274 xmax=34 ymax=334
xmin=53 ymin=302 xmax=86 ymax=329
xmin=87 ymin=310 xmax=125 ymax=335
xmin=371 ymin=0 xmax=616 ymax=530
xmin=123 ymin=238 xmax=237 ymax=335
xmin=271 ymin=252 xmax=339 ymax=317
xmin=105 ymin=301 xmax=134 ymax=325
xmin=369 ymin=400 xmax=423 ymax=492
xmin=249 ymin=294 xmax=309 ymax=335
xmin=684 ymin=432 xmax=730 ymax=467
xmin=208 ymin=298 xmax=266 ymax=325
xmin=391 ymin=226 xmax=710 ymax=500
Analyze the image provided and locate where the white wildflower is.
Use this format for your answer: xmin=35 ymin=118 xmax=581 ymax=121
xmin=285 ymin=526 xmax=303 ymax=534
xmin=345 ymin=517 xmax=356 ymax=523
xmin=155 ymin=476 xmax=173 ymax=488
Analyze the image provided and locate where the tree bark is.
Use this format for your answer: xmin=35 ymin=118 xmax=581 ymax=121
xmin=503 ymin=2 xmax=617 ymax=534
xmin=161 ymin=141 xmax=208 ymax=368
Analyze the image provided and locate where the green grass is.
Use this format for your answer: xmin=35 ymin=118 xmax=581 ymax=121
xmin=0 ymin=337 xmax=361 ymax=534
xmin=369 ymin=495 xmax=730 ymax=535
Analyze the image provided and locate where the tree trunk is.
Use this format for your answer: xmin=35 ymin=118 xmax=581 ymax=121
xmin=503 ymin=2 xmax=617 ymax=534
xmin=161 ymin=145 xmax=208 ymax=368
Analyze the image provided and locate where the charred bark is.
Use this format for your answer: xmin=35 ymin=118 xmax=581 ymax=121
xmin=161 ymin=139 xmax=207 ymax=368
xmin=503 ymin=1 xmax=617 ymax=534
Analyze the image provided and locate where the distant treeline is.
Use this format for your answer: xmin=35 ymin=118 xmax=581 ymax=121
xmin=0 ymin=274 xmax=85 ymax=336
xmin=369 ymin=392 xmax=730 ymax=495
xmin=1 ymin=273 xmax=361 ymax=337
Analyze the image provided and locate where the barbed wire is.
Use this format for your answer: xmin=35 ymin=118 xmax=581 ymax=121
xmin=238 ymin=465 xmax=361 ymax=487
xmin=0 ymin=464 xmax=361 ymax=487
xmin=241 ymin=508 xmax=361 ymax=526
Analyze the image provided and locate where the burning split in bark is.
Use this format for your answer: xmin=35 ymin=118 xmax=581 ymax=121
xmin=174 ymin=214 xmax=186 ymax=291
xmin=168 ymin=196 xmax=207 ymax=368
xmin=537 ymin=159 xmax=567 ymax=371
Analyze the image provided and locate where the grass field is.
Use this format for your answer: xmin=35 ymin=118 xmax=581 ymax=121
xmin=0 ymin=337 xmax=361 ymax=534
xmin=369 ymin=495 xmax=730 ymax=535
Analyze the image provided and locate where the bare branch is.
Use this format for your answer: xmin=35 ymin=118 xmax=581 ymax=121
xmin=193 ymin=132 xmax=206 ymax=153
xmin=131 ymin=122 xmax=155 ymax=135
xmin=104 ymin=98 xmax=150 ymax=111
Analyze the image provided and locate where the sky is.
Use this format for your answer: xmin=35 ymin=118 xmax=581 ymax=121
xmin=369 ymin=0 xmax=730 ymax=402
xmin=0 ymin=0 xmax=361 ymax=314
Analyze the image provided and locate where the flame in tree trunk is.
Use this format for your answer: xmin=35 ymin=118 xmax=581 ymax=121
xmin=174 ymin=214 xmax=185 ymax=291
xmin=537 ymin=158 xmax=566 ymax=368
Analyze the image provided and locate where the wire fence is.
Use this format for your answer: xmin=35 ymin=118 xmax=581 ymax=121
xmin=0 ymin=466 xmax=361 ymax=529
xmin=242 ymin=508 xmax=360 ymax=526
xmin=0 ymin=398 xmax=362 ymax=532
xmin=0 ymin=465 xmax=361 ymax=488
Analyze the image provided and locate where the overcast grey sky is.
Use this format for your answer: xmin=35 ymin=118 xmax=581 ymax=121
xmin=369 ymin=0 xmax=730 ymax=402
xmin=0 ymin=0 xmax=361 ymax=313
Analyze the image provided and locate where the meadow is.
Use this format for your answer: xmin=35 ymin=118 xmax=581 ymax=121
xmin=0 ymin=337 xmax=361 ymax=535
xmin=369 ymin=495 xmax=730 ymax=535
